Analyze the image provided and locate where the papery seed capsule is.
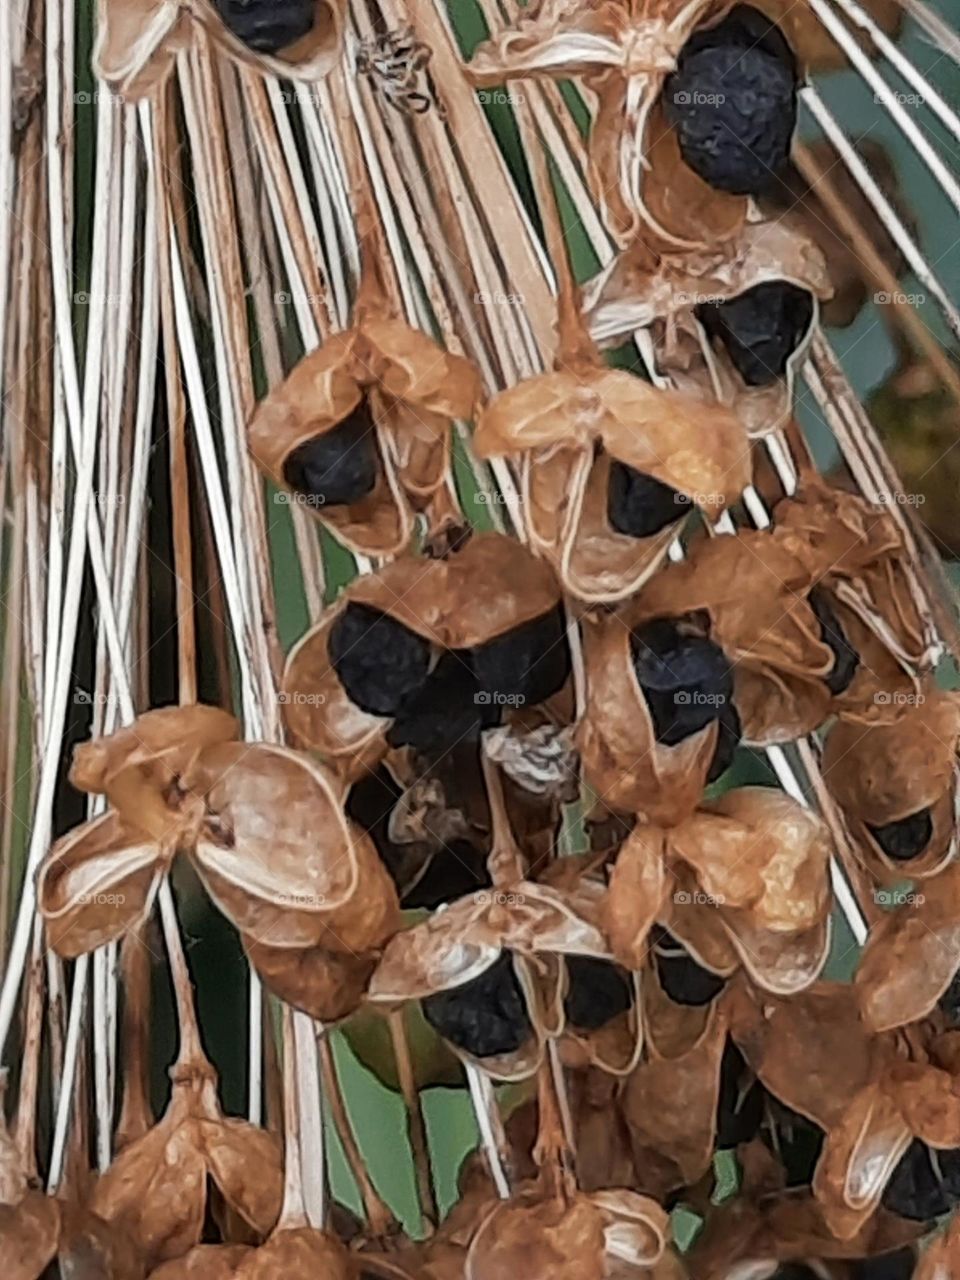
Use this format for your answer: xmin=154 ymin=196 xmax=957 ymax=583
xmin=664 ymin=5 xmax=798 ymax=196
xmin=631 ymin=619 xmax=734 ymax=746
xmin=654 ymin=932 xmax=726 ymax=1006
xmin=282 ymin=400 xmax=379 ymax=508
xmin=212 ymin=0 xmax=315 ymax=54
xmin=865 ymin=807 xmax=934 ymax=862
xmin=329 ymin=603 xmax=431 ymax=717
xmin=563 ymin=956 xmax=632 ymax=1031
xmin=715 ymin=1040 xmax=764 ymax=1148
xmin=696 ymin=282 xmax=814 ymax=386
xmin=422 ymin=951 xmax=532 ymax=1059
xmin=469 ymin=606 xmax=571 ymax=708
xmin=607 ymin=461 xmax=692 ymax=539
xmin=809 ymin=588 xmax=860 ymax=694
xmin=882 ymin=1138 xmax=960 ymax=1220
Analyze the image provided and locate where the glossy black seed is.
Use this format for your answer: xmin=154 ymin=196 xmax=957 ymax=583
xmin=631 ymin=619 xmax=734 ymax=746
xmin=564 ymin=957 xmax=633 ymax=1031
xmin=937 ymin=969 xmax=960 ymax=1028
xmin=403 ymin=840 xmax=492 ymax=911
xmin=607 ymin=461 xmax=693 ymax=539
xmin=655 ymin=933 xmax=726 ymax=1006
xmin=697 ymin=282 xmax=814 ymax=386
xmin=329 ymin=603 xmax=431 ymax=717
xmin=716 ymin=1040 xmax=764 ymax=1148
xmin=706 ymin=700 xmax=742 ymax=785
xmin=849 ymin=1249 xmax=917 ymax=1280
xmin=809 ymin=588 xmax=860 ymax=695
xmin=282 ymin=400 xmax=379 ymax=508
xmin=664 ymin=7 xmax=797 ymax=196
xmin=387 ymin=651 xmax=495 ymax=763
xmin=881 ymin=1139 xmax=960 ymax=1221
xmin=761 ymin=1101 xmax=825 ymax=1188
xmin=469 ymin=606 xmax=571 ymax=708
xmin=866 ymin=807 xmax=934 ymax=862
xmin=422 ymin=951 xmax=532 ymax=1058
xmin=213 ymin=0 xmax=315 ymax=53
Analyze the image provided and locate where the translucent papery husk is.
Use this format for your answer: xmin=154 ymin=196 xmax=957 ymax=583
xmin=621 ymin=983 xmax=727 ymax=1195
xmin=855 ymin=863 xmax=960 ymax=1032
xmin=93 ymin=0 xmax=345 ymax=100
xmin=726 ymin=979 xmax=889 ymax=1133
xmin=148 ymin=1244 xmax=254 ymax=1280
xmin=38 ymin=810 xmax=163 ymax=958
xmin=577 ymin=615 xmax=720 ymax=823
xmin=473 ymin=362 xmax=749 ymax=604
xmin=656 ymin=866 xmax=741 ymax=978
xmin=634 ymin=530 xmax=838 ymax=743
xmin=90 ymin=1068 xmax=282 ymax=1267
xmin=188 ymin=742 xmax=400 ymax=954
xmin=821 ymin=690 xmax=960 ymax=879
xmin=464 ymin=1182 xmax=670 ymax=1280
xmin=826 ymin=597 xmax=925 ymax=727
xmin=717 ymin=909 xmax=831 ymax=996
xmin=605 ymin=825 xmax=670 ymax=969
xmin=242 ymin=932 xmax=377 ymax=1024
xmin=586 ymin=212 xmax=830 ymax=353
xmin=247 ymin=317 xmax=480 ymax=558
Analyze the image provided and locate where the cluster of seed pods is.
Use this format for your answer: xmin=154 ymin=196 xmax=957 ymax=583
xmin=20 ymin=0 xmax=959 ymax=1278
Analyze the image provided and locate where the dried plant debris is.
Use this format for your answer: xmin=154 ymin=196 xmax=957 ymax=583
xmin=93 ymin=0 xmax=345 ymax=98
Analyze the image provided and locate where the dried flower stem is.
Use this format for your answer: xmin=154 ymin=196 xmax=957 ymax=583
xmin=465 ymin=1063 xmax=511 ymax=1200
xmin=388 ymin=1009 xmax=438 ymax=1231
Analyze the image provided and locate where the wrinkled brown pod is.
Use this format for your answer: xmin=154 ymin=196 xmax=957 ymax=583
xmin=93 ymin=0 xmax=345 ymax=101
xmin=0 ymin=1100 xmax=61 ymax=1280
xmin=821 ymin=688 xmax=960 ymax=883
xmin=91 ymin=1062 xmax=282 ymax=1268
xmin=248 ymin=308 xmax=480 ymax=559
xmin=148 ymin=1245 xmax=255 ymax=1280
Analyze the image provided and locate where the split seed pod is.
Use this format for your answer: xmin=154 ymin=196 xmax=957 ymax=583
xmin=585 ymin=215 xmax=831 ymax=438
xmin=280 ymin=532 xmax=570 ymax=778
xmin=94 ymin=0 xmax=345 ymax=101
xmin=91 ymin=1063 xmax=282 ymax=1267
xmin=474 ymin=299 xmax=749 ymax=602
xmin=821 ymin=688 xmax=960 ymax=883
xmin=248 ymin=288 xmax=481 ymax=559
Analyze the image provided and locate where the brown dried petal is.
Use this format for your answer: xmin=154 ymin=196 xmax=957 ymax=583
xmin=148 ymin=1244 xmax=254 ymax=1280
xmin=465 ymin=1188 xmax=607 ymax=1280
xmin=605 ymin=825 xmax=670 ymax=968
xmin=720 ymin=912 xmax=830 ymax=996
xmin=589 ymin=1189 xmax=670 ymax=1270
xmin=0 ymin=1191 xmax=60 ymax=1280
xmin=197 ymin=1116 xmax=283 ymax=1239
xmin=232 ymin=1228 xmax=353 ymax=1280
xmin=190 ymin=743 xmax=399 ymax=954
xmin=38 ymin=812 xmax=161 ymax=958
xmin=243 ymin=933 xmax=376 ymax=1024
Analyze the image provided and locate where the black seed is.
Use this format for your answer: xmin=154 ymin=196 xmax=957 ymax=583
xmin=849 ymin=1249 xmax=917 ymax=1280
xmin=881 ymin=1139 xmax=960 ymax=1221
xmin=422 ymin=951 xmax=532 ymax=1058
xmin=696 ymin=282 xmax=814 ymax=386
xmin=761 ymin=1100 xmax=825 ymax=1188
xmin=937 ymin=969 xmax=960 ymax=1028
xmin=607 ymin=461 xmax=692 ymax=539
xmin=402 ymin=840 xmax=492 ymax=911
xmin=282 ymin=399 xmax=379 ymax=508
xmin=469 ymin=605 xmax=571 ymax=708
xmin=809 ymin=588 xmax=860 ymax=695
xmin=212 ymin=0 xmax=315 ymax=53
xmin=706 ymin=700 xmax=742 ymax=785
xmin=773 ymin=1268 xmax=820 ymax=1280
xmin=715 ymin=1040 xmax=764 ymax=1148
xmin=345 ymin=765 xmax=405 ymax=877
xmin=329 ymin=603 xmax=431 ymax=717
xmin=866 ymin=807 xmax=934 ymax=862
xmin=664 ymin=6 xmax=797 ymax=196
xmin=655 ymin=933 xmax=726 ymax=1006
xmin=563 ymin=956 xmax=633 ymax=1031
xmin=631 ymin=619 xmax=734 ymax=746
xmin=387 ymin=651 xmax=494 ymax=763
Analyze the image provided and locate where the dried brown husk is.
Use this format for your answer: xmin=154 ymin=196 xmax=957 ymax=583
xmin=242 ymin=933 xmax=377 ymax=1024
xmin=148 ymin=1244 xmax=254 ymax=1280
xmin=0 ymin=1109 xmax=61 ymax=1280
xmin=230 ymin=1227 xmax=354 ymax=1280
xmin=474 ymin=353 xmax=749 ymax=603
xmin=604 ymin=825 xmax=670 ymax=969
xmin=655 ymin=866 xmax=740 ymax=978
xmin=247 ymin=314 xmax=480 ymax=558
xmin=559 ymin=961 xmax=644 ymax=1076
xmin=577 ymin=615 xmax=721 ymax=823
xmin=855 ymin=863 xmax=960 ymax=1032
xmin=634 ymin=529 xmax=843 ymax=743
xmin=821 ymin=689 xmax=960 ymax=880
xmin=91 ymin=1066 xmax=282 ymax=1267
xmin=94 ymin=0 xmax=345 ymax=102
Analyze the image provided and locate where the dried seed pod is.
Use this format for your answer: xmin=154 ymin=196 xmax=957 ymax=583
xmin=281 ymin=533 xmax=570 ymax=773
xmin=91 ymin=1065 xmax=282 ymax=1267
xmin=558 ymin=954 xmax=643 ymax=1076
xmin=94 ymin=0 xmax=345 ymax=101
xmin=247 ymin=313 xmax=481 ymax=559
xmin=230 ymin=1227 xmax=354 ymax=1280
xmin=148 ymin=1245 xmax=255 ymax=1280
xmin=821 ymin=689 xmax=960 ymax=882
xmin=474 ymin=345 xmax=749 ymax=603
xmin=0 ymin=1109 xmax=60 ymax=1280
